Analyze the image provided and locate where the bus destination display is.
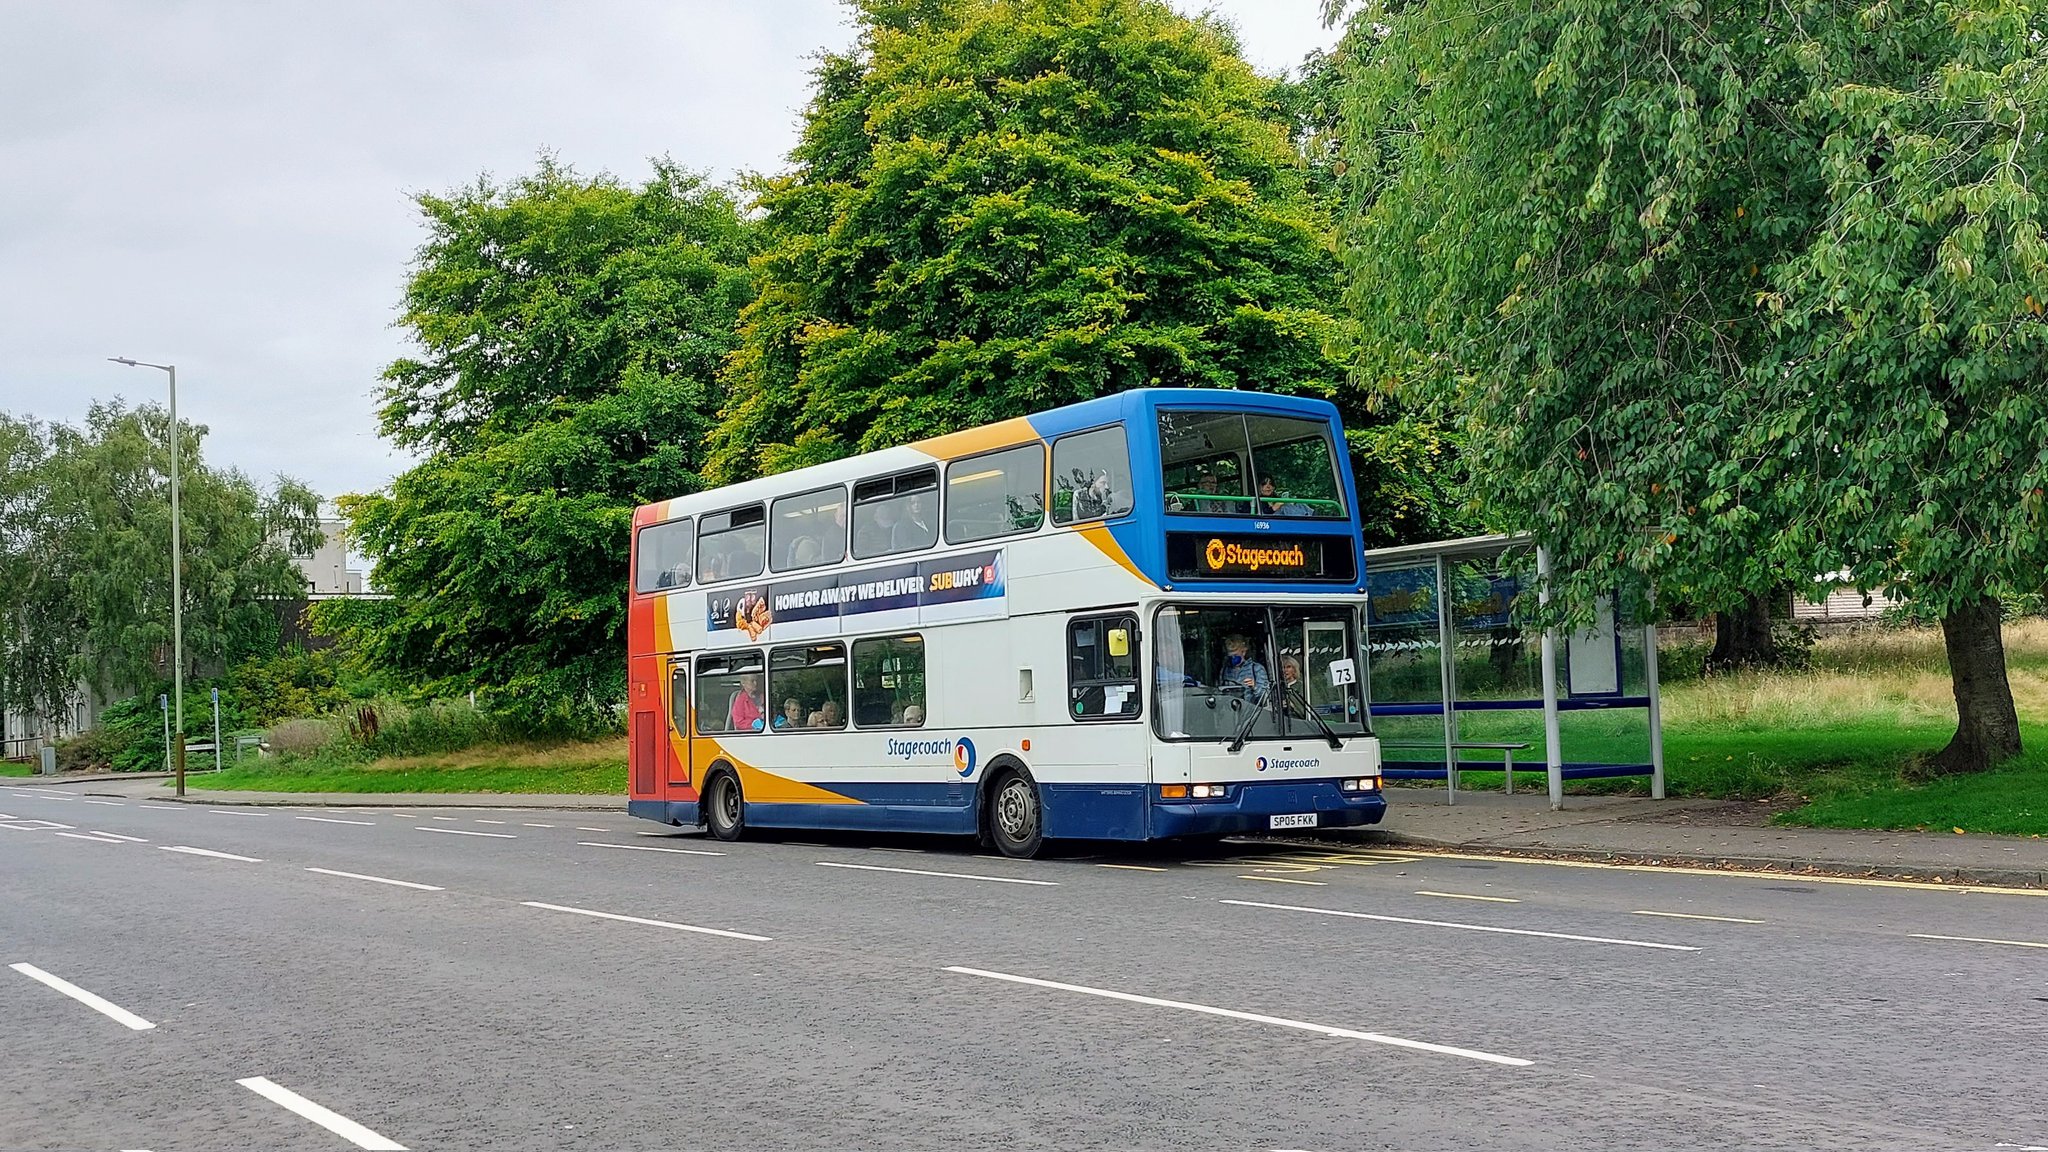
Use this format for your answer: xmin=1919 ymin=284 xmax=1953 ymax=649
xmin=1166 ymin=533 xmax=1355 ymax=582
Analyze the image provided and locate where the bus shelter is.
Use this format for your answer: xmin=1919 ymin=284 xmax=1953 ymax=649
xmin=1363 ymin=534 xmax=1664 ymax=809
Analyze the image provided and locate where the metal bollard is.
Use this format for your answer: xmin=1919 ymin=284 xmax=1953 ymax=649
xmin=39 ymin=746 xmax=56 ymax=776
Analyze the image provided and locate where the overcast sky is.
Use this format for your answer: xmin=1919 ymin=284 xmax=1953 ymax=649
xmin=0 ymin=2 xmax=1339 ymax=507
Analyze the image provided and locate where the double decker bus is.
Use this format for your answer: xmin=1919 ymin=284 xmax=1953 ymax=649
xmin=625 ymin=388 xmax=1384 ymax=857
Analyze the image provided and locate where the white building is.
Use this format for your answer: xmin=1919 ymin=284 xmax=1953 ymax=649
xmin=294 ymin=517 xmax=366 ymax=597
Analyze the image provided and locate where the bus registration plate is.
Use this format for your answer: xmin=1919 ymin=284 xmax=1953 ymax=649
xmin=1269 ymin=813 xmax=1317 ymax=830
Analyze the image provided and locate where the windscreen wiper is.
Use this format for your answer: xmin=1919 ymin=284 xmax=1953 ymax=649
xmin=1225 ymin=691 xmax=1266 ymax=754
xmin=1288 ymin=686 xmax=1344 ymax=751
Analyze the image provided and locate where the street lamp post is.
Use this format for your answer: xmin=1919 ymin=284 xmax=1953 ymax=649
xmin=109 ymin=357 xmax=186 ymax=798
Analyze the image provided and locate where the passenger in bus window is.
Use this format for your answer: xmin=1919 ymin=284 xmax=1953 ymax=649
xmin=810 ymin=699 xmax=842 ymax=728
xmin=1217 ymin=634 xmax=1270 ymax=701
xmin=656 ymin=563 xmax=687 ymax=589
xmin=775 ymin=698 xmax=803 ymax=730
xmin=858 ymin=502 xmax=899 ymax=556
xmin=896 ymin=496 xmax=934 ymax=550
xmin=791 ymin=535 xmax=821 ymax=568
xmin=1259 ymin=476 xmax=1312 ymax=517
xmin=900 ymin=704 xmax=923 ymax=726
xmin=1279 ymin=655 xmax=1306 ymax=716
xmin=728 ymin=673 xmax=765 ymax=732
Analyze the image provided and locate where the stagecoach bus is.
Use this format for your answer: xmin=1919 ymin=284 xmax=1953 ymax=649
xmin=625 ymin=388 xmax=1385 ymax=857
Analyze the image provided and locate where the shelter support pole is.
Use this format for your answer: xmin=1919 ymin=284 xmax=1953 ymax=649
xmin=1537 ymin=546 xmax=1564 ymax=811
xmin=1645 ymin=602 xmax=1665 ymax=800
xmin=1434 ymin=555 xmax=1457 ymax=805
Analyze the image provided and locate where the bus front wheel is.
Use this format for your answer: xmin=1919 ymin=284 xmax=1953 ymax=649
xmin=988 ymin=768 xmax=1044 ymax=859
xmin=705 ymin=770 xmax=746 ymax=842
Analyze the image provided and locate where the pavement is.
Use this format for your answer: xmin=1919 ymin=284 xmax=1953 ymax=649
xmin=1337 ymin=787 xmax=2048 ymax=889
xmin=4 ymin=782 xmax=2046 ymax=1150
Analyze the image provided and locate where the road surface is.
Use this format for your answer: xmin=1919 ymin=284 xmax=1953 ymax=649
xmin=3 ymin=783 xmax=2044 ymax=1150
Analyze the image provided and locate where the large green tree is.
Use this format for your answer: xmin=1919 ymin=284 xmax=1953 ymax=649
xmin=334 ymin=160 xmax=757 ymax=715
xmin=707 ymin=0 xmax=1360 ymax=480
xmin=1333 ymin=0 xmax=2048 ymax=773
xmin=0 ymin=402 xmax=320 ymax=726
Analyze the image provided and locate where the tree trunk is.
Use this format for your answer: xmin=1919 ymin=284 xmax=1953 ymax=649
xmin=1918 ymin=595 xmax=2023 ymax=778
xmin=1706 ymin=591 xmax=1777 ymax=672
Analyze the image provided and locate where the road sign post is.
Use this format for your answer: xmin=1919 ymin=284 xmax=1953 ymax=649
xmin=159 ymin=694 xmax=171 ymax=773
xmin=211 ymin=687 xmax=222 ymax=773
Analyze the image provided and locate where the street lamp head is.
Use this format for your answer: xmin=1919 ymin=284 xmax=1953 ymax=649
xmin=108 ymin=356 xmax=138 ymax=366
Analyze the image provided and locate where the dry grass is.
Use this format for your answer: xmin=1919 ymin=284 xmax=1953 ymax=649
xmin=1663 ymin=621 xmax=2048 ymax=733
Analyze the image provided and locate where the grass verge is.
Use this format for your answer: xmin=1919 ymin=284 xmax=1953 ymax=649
xmin=188 ymin=740 xmax=625 ymax=795
xmin=0 ymin=763 xmax=32 ymax=777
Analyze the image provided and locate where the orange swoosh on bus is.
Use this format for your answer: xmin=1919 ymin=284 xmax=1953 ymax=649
xmin=693 ymin=739 xmax=864 ymax=806
xmin=1076 ymin=524 xmax=1153 ymax=588
xmin=911 ymin=417 xmax=1040 ymax=461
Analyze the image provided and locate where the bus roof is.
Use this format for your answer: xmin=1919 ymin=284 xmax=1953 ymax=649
xmin=638 ymin=388 xmax=1343 ymax=522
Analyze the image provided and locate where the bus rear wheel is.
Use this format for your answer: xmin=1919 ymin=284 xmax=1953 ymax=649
xmin=988 ymin=769 xmax=1044 ymax=859
xmin=705 ymin=770 xmax=746 ymax=842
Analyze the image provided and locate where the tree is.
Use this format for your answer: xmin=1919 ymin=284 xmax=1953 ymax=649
xmin=1330 ymin=0 xmax=2046 ymax=772
xmin=0 ymin=414 xmax=70 ymax=728
xmin=337 ymin=160 xmax=757 ymax=716
xmin=707 ymin=0 xmax=1359 ymax=481
xmin=0 ymin=402 xmax=320 ymax=728
xmin=1754 ymin=3 xmax=2048 ymax=774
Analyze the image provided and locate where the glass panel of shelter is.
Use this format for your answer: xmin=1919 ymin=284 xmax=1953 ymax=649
xmin=1363 ymin=560 xmax=1448 ymax=773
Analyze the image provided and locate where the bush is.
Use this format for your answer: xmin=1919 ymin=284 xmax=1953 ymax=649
xmin=54 ymin=728 xmax=121 ymax=772
xmin=1657 ymin=642 xmax=1710 ymax=684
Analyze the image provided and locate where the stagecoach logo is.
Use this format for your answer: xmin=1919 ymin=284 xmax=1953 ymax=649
xmin=1204 ymin=537 xmax=1307 ymax=574
xmin=883 ymin=735 xmax=979 ymax=778
xmin=1255 ymin=755 xmax=1321 ymax=773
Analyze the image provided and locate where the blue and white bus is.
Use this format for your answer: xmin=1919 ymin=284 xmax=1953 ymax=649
xmin=625 ymin=388 xmax=1384 ymax=857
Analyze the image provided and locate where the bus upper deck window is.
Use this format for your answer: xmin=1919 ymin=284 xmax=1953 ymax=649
xmin=634 ymin=517 xmax=693 ymax=593
xmin=1052 ymin=426 xmax=1133 ymax=526
xmin=945 ymin=444 xmax=1044 ymax=544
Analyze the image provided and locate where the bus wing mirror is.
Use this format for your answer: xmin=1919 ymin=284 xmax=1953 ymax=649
xmin=1108 ymin=628 xmax=1130 ymax=658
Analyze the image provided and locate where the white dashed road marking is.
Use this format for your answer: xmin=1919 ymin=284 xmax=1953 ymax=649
xmin=83 ymin=831 xmax=147 ymax=843
xmin=237 ymin=1077 xmax=407 ymax=1150
xmin=945 ymin=966 xmax=1532 ymax=1067
xmin=1910 ymin=933 xmax=2048 ymax=950
xmin=160 ymin=846 xmax=263 ymax=862
xmin=417 ymin=827 xmax=515 ymax=839
xmin=816 ymin=861 xmax=1057 ymax=887
xmin=1221 ymin=899 xmax=1701 ymax=952
xmin=305 ymin=867 xmax=444 ymax=891
xmin=9 ymin=963 xmax=155 ymax=1030
xmin=1632 ymin=910 xmax=1763 ymax=924
xmin=296 ymin=816 xmax=376 ymax=826
xmin=520 ymin=901 xmax=770 ymax=941
xmin=579 ymin=842 xmax=726 ymax=856
xmin=1417 ymin=890 xmax=1520 ymax=903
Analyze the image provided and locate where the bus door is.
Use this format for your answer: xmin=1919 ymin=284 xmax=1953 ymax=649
xmin=664 ymin=657 xmax=693 ymax=795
